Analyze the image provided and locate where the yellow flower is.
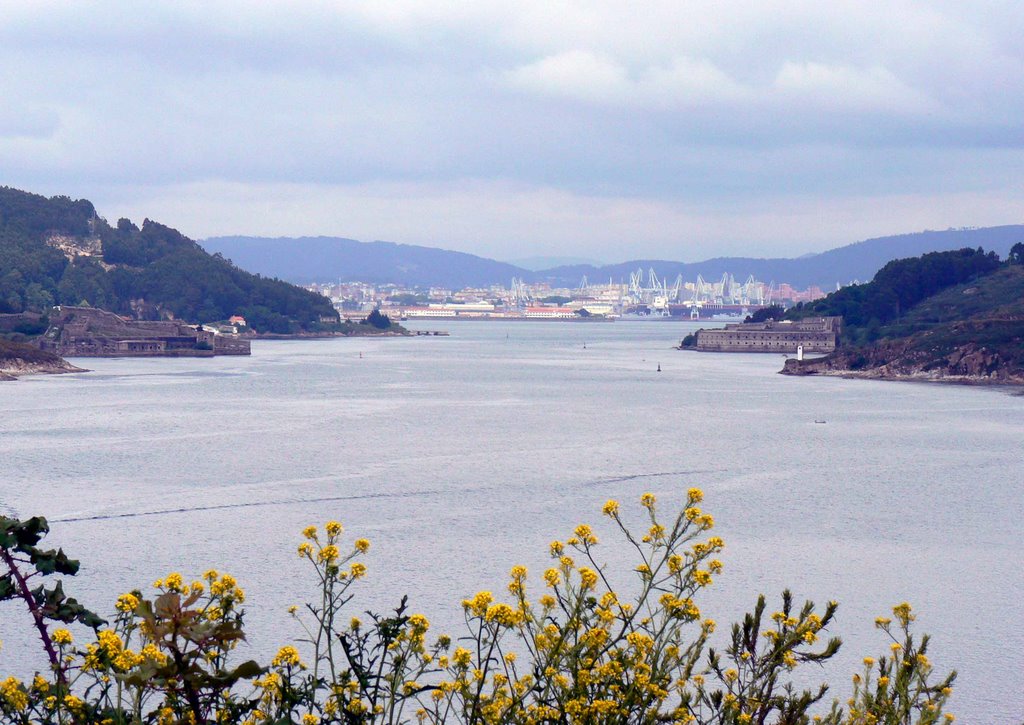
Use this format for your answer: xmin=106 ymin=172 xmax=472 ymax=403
xmin=350 ymin=562 xmax=367 ymax=579
xmin=272 ymin=646 xmax=303 ymax=668
xmin=466 ymin=591 xmax=493 ymax=616
xmin=115 ymin=593 xmax=139 ymax=613
xmin=51 ymin=629 xmax=73 ymax=645
xmin=298 ymin=542 xmax=314 ymax=557
xmin=863 ymin=657 xmax=875 ymax=666
xmin=640 ymin=492 xmax=656 ymax=509
xmin=354 ymin=538 xmax=370 ymax=553
xmin=1 ymin=677 xmax=28 ymax=712
xmin=303 ymin=525 xmax=318 ymax=540
xmin=163 ymin=572 xmax=184 ymax=592
xmin=573 ymin=524 xmax=598 ymax=544
xmin=317 ymin=544 xmax=340 ymax=563
xmin=303 ymin=715 xmax=319 ymax=725
xmin=687 ymin=487 xmax=704 ymax=503
xmin=544 ymin=568 xmax=561 ymax=587
xmin=325 ymin=521 xmax=343 ymax=537
xmin=578 ymin=567 xmax=599 ymax=590
xmin=602 ymin=499 xmax=619 ymax=516
xmin=893 ymin=602 xmax=914 ymax=623
xmin=485 ymin=603 xmax=521 ymax=627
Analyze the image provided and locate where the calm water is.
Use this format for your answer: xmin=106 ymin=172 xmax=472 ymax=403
xmin=1 ymin=320 xmax=1021 ymax=720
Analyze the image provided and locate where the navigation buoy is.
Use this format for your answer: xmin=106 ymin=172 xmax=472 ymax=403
xmin=657 ymin=363 xmax=661 ymax=372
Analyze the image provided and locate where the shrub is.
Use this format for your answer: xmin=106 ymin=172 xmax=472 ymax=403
xmin=0 ymin=494 xmax=956 ymax=723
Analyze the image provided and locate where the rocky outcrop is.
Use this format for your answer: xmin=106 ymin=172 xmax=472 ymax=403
xmin=0 ymin=340 xmax=87 ymax=381
xmin=781 ymin=322 xmax=1024 ymax=384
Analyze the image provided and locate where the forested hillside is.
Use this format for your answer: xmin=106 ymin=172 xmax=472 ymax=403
xmin=0 ymin=187 xmax=337 ymax=333
xmin=785 ymin=247 xmax=1003 ymax=344
xmin=782 ymin=246 xmax=1024 ymax=381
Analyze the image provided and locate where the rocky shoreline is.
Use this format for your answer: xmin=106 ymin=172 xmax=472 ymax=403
xmin=0 ymin=354 xmax=87 ymax=381
xmin=780 ymin=339 xmax=1024 ymax=386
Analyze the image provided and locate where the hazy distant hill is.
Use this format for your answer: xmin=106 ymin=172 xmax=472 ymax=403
xmin=538 ymin=227 xmax=1024 ymax=289
xmin=201 ymin=236 xmax=526 ymax=288
xmin=202 ymin=227 xmax=1023 ymax=289
xmin=508 ymin=255 xmax=605 ymax=271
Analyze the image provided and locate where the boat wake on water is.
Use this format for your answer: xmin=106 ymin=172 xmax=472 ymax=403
xmin=50 ymin=487 xmax=462 ymax=524
xmin=583 ymin=470 xmax=724 ymax=487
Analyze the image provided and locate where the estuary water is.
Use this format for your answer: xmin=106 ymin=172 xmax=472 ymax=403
xmin=1 ymin=320 xmax=1021 ymax=720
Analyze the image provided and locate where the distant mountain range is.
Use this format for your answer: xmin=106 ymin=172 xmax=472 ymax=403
xmin=202 ymin=226 xmax=1024 ymax=289
xmin=507 ymin=255 xmax=606 ymax=271
xmin=201 ymin=236 xmax=525 ymax=289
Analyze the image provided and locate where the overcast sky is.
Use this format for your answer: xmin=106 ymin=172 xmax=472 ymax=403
xmin=2 ymin=1 xmax=1022 ymax=262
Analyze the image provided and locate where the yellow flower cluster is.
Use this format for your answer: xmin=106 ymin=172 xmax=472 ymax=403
xmin=0 ymin=677 xmax=27 ymax=712
xmin=115 ymin=592 xmax=140 ymax=613
xmin=51 ymin=628 xmax=73 ymax=645
xmin=462 ymin=590 xmax=494 ymax=617
xmin=272 ymin=645 xmax=304 ymax=668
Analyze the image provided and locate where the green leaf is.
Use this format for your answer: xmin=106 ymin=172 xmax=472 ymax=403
xmin=0 ymin=575 xmax=15 ymax=600
xmin=228 ymin=660 xmax=265 ymax=679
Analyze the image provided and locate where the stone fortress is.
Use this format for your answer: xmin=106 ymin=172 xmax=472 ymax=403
xmin=38 ymin=307 xmax=251 ymax=357
xmin=694 ymin=317 xmax=841 ymax=353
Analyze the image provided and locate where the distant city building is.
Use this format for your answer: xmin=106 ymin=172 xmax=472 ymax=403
xmin=524 ymin=307 xmax=576 ymax=319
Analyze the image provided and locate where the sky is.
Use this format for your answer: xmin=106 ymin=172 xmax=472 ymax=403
xmin=2 ymin=1 xmax=1023 ymax=263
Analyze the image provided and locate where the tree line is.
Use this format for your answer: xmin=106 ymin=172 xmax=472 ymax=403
xmin=0 ymin=187 xmax=338 ymax=333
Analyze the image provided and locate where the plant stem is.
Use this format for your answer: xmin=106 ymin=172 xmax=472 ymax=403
xmin=0 ymin=548 xmax=65 ymax=684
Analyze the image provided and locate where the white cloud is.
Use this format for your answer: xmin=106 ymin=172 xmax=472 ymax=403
xmin=505 ymin=52 xmax=750 ymax=108
xmin=1 ymin=1 xmax=1023 ymax=259
xmin=505 ymin=50 xmax=629 ymax=103
xmin=772 ymin=62 xmax=939 ymax=115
